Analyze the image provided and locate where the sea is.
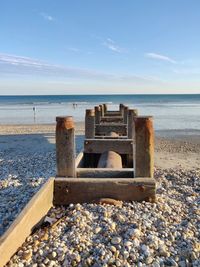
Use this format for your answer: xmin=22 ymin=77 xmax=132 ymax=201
xmin=0 ymin=94 xmax=200 ymax=130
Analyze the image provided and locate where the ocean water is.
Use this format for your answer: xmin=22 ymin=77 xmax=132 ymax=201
xmin=0 ymin=94 xmax=200 ymax=130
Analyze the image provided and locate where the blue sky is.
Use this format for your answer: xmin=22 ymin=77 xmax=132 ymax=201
xmin=0 ymin=0 xmax=200 ymax=95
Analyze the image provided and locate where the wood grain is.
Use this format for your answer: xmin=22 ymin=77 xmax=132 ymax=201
xmin=84 ymin=139 xmax=133 ymax=154
xmin=0 ymin=178 xmax=54 ymax=267
xmin=95 ymin=124 xmax=127 ymax=136
xmin=76 ymin=168 xmax=133 ymax=178
xmin=54 ymin=177 xmax=156 ymax=205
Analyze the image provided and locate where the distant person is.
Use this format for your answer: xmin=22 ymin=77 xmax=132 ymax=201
xmin=33 ymin=106 xmax=36 ymax=122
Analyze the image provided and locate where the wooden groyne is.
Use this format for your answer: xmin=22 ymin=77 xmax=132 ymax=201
xmin=0 ymin=103 xmax=156 ymax=266
xmin=55 ymin=103 xmax=156 ymax=204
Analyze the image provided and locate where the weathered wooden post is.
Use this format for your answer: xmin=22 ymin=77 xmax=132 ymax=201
xmin=99 ymin=104 xmax=104 ymax=117
xmin=119 ymin=103 xmax=124 ymax=116
xmin=103 ymin=103 xmax=107 ymax=114
xmin=134 ymin=116 xmax=154 ymax=178
xmin=95 ymin=106 xmax=101 ymax=124
xmin=85 ymin=109 xmax=95 ymax=139
xmin=123 ymin=106 xmax=129 ymax=124
xmin=128 ymin=109 xmax=138 ymax=139
xmin=56 ymin=116 xmax=75 ymax=177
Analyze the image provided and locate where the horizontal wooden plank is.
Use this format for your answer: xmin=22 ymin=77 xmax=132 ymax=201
xmin=76 ymin=168 xmax=133 ymax=178
xmin=0 ymin=178 xmax=54 ymax=267
xmin=95 ymin=135 xmax=127 ymax=139
xmin=104 ymin=111 xmax=122 ymax=116
xmin=95 ymin=124 xmax=127 ymax=136
xmin=53 ymin=177 xmax=156 ymax=205
xmin=84 ymin=139 xmax=133 ymax=154
xmin=101 ymin=116 xmax=123 ymax=123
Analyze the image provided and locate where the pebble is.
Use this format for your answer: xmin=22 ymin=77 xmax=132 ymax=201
xmin=111 ymin=236 xmax=122 ymax=245
xmin=51 ymin=251 xmax=57 ymax=259
xmin=124 ymin=241 xmax=132 ymax=247
xmin=178 ymin=261 xmax=186 ymax=267
xmin=94 ymin=227 xmax=102 ymax=234
xmin=2 ymin=159 xmax=200 ymax=267
xmin=146 ymin=256 xmax=154 ymax=264
xmin=110 ymin=245 xmax=117 ymax=253
xmin=22 ymin=250 xmax=32 ymax=260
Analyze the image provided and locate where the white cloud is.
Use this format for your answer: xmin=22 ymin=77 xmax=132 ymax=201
xmin=40 ymin=12 xmax=54 ymax=21
xmin=0 ymin=53 xmax=164 ymax=86
xmin=145 ymin=52 xmax=177 ymax=64
xmin=103 ymin=38 xmax=124 ymax=53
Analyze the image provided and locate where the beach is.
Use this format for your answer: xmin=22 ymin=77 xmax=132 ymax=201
xmin=1 ymin=0 xmax=200 ymax=263
xmin=1 ymin=123 xmax=200 ymax=266
xmin=0 ymin=123 xmax=200 ymax=170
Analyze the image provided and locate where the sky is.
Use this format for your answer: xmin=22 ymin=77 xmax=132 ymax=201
xmin=0 ymin=0 xmax=200 ymax=95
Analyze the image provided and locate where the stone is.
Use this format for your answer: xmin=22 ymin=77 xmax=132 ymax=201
xmin=130 ymin=228 xmax=141 ymax=238
xmin=164 ymin=258 xmax=178 ymax=267
xmin=94 ymin=227 xmax=102 ymax=234
xmin=146 ymin=257 xmax=154 ymax=264
xmin=159 ymin=245 xmax=170 ymax=257
xmin=110 ymin=246 xmax=117 ymax=253
xmin=132 ymin=238 xmax=140 ymax=247
xmin=116 ymin=214 xmax=126 ymax=223
xmin=141 ymin=244 xmax=151 ymax=256
xmin=178 ymin=261 xmax=186 ymax=267
xmin=51 ymin=251 xmax=57 ymax=258
xmin=40 ymin=231 xmax=48 ymax=241
xmin=123 ymin=250 xmax=129 ymax=259
xmin=193 ymin=242 xmax=200 ymax=252
xmin=111 ymin=236 xmax=122 ymax=245
xmin=110 ymin=222 xmax=116 ymax=231
xmin=22 ymin=250 xmax=32 ymax=261
xmin=124 ymin=241 xmax=132 ymax=247
xmin=152 ymin=261 xmax=161 ymax=267
xmin=38 ymin=249 xmax=44 ymax=256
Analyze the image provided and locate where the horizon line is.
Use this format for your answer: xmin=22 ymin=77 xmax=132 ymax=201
xmin=0 ymin=93 xmax=200 ymax=97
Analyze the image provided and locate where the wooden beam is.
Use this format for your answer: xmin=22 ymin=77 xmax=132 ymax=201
xmin=134 ymin=116 xmax=154 ymax=178
xmin=53 ymin=177 xmax=156 ymax=205
xmin=104 ymin=111 xmax=122 ymax=117
xmin=76 ymin=168 xmax=133 ymax=178
xmin=84 ymin=139 xmax=133 ymax=154
xmin=103 ymin=103 xmax=107 ymax=113
xmin=95 ymin=135 xmax=127 ymax=139
xmin=56 ymin=116 xmax=75 ymax=177
xmin=123 ymin=106 xmax=129 ymax=124
xmin=85 ymin=109 xmax=95 ymax=139
xmin=100 ymin=116 xmax=124 ymax=123
xmin=128 ymin=109 xmax=138 ymax=139
xmin=95 ymin=124 xmax=127 ymax=136
xmin=119 ymin=103 xmax=125 ymax=116
xmin=0 ymin=178 xmax=54 ymax=267
xmin=95 ymin=106 xmax=101 ymax=124
xmin=99 ymin=104 xmax=104 ymax=117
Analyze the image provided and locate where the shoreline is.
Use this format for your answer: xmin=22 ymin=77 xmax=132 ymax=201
xmin=0 ymin=123 xmax=200 ymax=137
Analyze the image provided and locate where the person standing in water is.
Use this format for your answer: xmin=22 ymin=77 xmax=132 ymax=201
xmin=33 ymin=106 xmax=36 ymax=123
